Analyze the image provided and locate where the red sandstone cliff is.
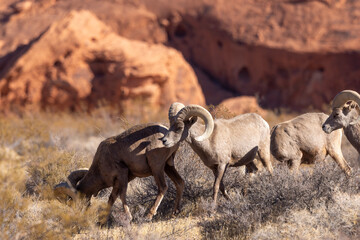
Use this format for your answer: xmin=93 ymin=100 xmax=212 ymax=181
xmin=1 ymin=0 xmax=360 ymax=112
xmin=0 ymin=8 xmax=204 ymax=112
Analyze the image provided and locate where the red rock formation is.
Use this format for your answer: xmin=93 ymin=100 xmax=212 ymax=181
xmin=0 ymin=10 xmax=204 ymax=111
xmin=220 ymin=96 xmax=267 ymax=118
xmin=1 ymin=0 xmax=360 ymax=112
xmin=162 ymin=0 xmax=360 ymax=110
xmin=0 ymin=0 xmax=167 ymax=58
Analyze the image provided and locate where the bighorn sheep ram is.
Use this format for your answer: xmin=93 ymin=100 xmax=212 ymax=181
xmin=54 ymin=104 xmax=187 ymax=221
xmin=323 ymin=90 xmax=360 ymax=154
xmin=161 ymin=103 xmax=273 ymax=205
xmin=271 ymin=113 xmax=351 ymax=175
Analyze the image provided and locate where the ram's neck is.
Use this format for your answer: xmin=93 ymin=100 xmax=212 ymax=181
xmin=186 ymin=121 xmax=213 ymax=163
xmin=344 ymin=123 xmax=360 ymax=154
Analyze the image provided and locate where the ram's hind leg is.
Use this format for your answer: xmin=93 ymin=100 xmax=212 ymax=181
xmin=277 ymin=147 xmax=302 ymax=174
xmin=288 ymin=155 xmax=302 ymax=173
xmin=245 ymin=161 xmax=258 ymax=177
xmin=165 ymin=164 xmax=185 ymax=215
xmin=258 ymin=143 xmax=273 ymax=174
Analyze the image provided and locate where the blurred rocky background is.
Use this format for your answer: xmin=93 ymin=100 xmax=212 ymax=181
xmin=1 ymin=0 xmax=360 ymax=114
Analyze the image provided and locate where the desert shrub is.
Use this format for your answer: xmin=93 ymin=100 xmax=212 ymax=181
xmin=0 ymin=187 xmax=31 ymax=240
xmin=199 ymin=161 xmax=360 ymax=239
xmin=250 ymin=192 xmax=360 ymax=240
xmin=26 ymin=148 xmax=90 ymax=197
xmin=1 ymin=196 xmax=101 ymax=240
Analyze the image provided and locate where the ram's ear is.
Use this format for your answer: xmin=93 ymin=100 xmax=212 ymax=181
xmin=344 ymin=100 xmax=353 ymax=108
xmin=350 ymin=102 xmax=358 ymax=109
xmin=343 ymin=101 xmax=359 ymax=112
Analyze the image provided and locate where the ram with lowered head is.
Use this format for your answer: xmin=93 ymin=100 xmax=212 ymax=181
xmin=322 ymin=90 xmax=360 ymax=153
xmin=161 ymin=103 xmax=273 ymax=206
xmin=271 ymin=112 xmax=351 ymax=175
xmin=54 ymin=104 xmax=186 ymax=222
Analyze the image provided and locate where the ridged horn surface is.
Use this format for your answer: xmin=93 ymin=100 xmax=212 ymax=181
xmin=332 ymin=90 xmax=360 ymax=108
xmin=168 ymin=102 xmax=185 ymax=125
xmin=176 ymin=105 xmax=214 ymax=141
xmin=67 ymin=169 xmax=88 ymax=188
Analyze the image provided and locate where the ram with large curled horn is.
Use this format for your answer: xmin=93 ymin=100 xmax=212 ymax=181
xmin=162 ymin=103 xmax=273 ymax=206
xmin=53 ymin=103 xmax=187 ymax=222
xmin=323 ymin=90 xmax=360 ymax=154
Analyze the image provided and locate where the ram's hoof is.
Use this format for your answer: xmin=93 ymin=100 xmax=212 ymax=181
xmin=144 ymin=213 xmax=153 ymax=222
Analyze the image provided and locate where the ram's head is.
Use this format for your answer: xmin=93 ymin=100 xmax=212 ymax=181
xmin=162 ymin=103 xmax=214 ymax=148
xmin=323 ymin=90 xmax=360 ymax=133
xmin=53 ymin=169 xmax=89 ymax=202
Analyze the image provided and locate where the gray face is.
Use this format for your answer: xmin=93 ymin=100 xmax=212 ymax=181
xmin=162 ymin=118 xmax=197 ymax=148
xmin=322 ymin=102 xmax=359 ymax=133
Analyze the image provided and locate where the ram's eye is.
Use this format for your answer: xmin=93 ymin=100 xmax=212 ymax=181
xmin=334 ymin=113 xmax=339 ymax=118
xmin=175 ymin=127 xmax=183 ymax=133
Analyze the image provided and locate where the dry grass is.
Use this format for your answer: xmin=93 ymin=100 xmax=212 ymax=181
xmin=1 ymin=108 xmax=360 ymax=239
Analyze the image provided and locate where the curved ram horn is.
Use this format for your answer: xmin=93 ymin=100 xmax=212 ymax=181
xmin=176 ymin=105 xmax=214 ymax=141
xmin=53 ymin=169 xmax=88 ymax=202
xmin=67 ymin=168 xmax=89 ymax=188
xmin=332 ymin=90 xmax=360 ymax=108
xmin=168 ymin=102 xmax=185 ymax=125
